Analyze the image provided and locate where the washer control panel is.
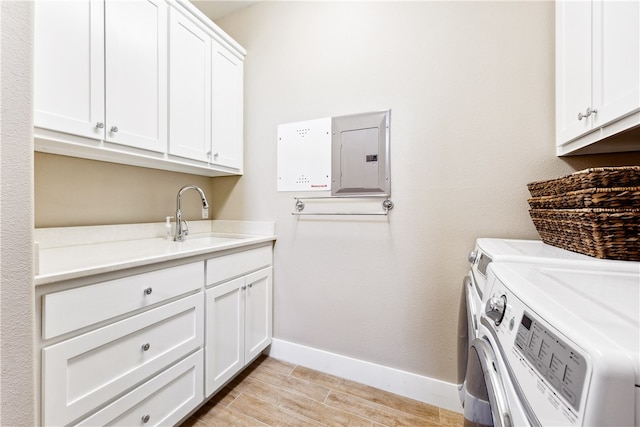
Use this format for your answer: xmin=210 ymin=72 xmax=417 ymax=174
xmin=514 ymin=312 xmax=587 ymax=412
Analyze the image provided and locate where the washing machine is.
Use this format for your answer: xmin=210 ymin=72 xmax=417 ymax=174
xmin=465 ymin=261 xmax=640 ymax=426
xmin=458 ymin=238 xmax=637 ymax=405
xmin=459 ymin=239 xmax=596 ymax=404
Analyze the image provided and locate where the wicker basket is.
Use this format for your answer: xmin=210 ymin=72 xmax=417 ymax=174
xmin=528 ymin=187 xmax=640 ymax=210
xmin=529 ymin=208 xmax=640 ymax=260
xmin=528 ymin=166 xmax=640 ymax=197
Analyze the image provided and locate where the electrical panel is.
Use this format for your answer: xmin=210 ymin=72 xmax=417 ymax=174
xmin=331 ymin=110 xmax=390 ymax=196
xmin=277 ymin=110 xmax=390 ymax=196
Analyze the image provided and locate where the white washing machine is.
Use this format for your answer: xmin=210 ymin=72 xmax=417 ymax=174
xmin=458 ymin=238 xmax=638 ymax=406
xmin=465 ymin=261 xmax=640 ymax=426
xmin=459 ymin=239 xmax=600 ymax=405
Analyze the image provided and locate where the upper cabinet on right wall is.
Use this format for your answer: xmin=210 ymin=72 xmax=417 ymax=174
xmin=556 ymin=0 xmax=640 ymax=156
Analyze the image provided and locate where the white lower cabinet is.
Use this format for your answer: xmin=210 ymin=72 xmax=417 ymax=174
xmin=205 ymin=267 xmax=273 ymax=396
xmin=205 ymin=247 xmax=273 ymax=396
xmin=42 ymin=293 xmax=204 ymax=426
xmin=38 ymin=244 xmax=273 ymax=425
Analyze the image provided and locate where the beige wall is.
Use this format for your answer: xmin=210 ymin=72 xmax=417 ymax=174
xmin=32 ymin=1 xmax=640 ymax=386
xmin=35 ymin=153 xmax=214 ymax=227
xmin=211 ymin=1 xmax=640 ymax=383
xmin=1 ymin=1 xmax=36 ymax=425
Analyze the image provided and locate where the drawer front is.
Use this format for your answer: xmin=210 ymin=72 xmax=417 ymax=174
xmin=43 ymin=261 xmax=203 ymax=339
xmin=206 ymin=245 xmax=271 ymax=287
xmin=77 ymin=350 xmax=203 ymax=427
xmin=43 ymin=293 xmax=204 ymax=427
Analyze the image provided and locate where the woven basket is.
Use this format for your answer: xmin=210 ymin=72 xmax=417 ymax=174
xmin=529 ymin=208 xmax=640 ymax=260
xmin=528 ymin=187 xmax=640 ymax=210
xmin=528 ymin=166 xmax=640 ymax=197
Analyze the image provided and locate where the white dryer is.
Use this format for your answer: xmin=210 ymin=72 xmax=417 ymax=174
xmin=459 ymin=239 xmax=609 ymax=404
xmin=465 ymin=261 xmax=640 ymax=426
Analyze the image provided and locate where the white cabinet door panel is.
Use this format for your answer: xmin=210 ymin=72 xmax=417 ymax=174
xmin=211 ymin=38 xmax=243 ymax=170
xmin=244 ymin=267 xmax=273 ymax=362
xmin=205 ymin=277 xmax=244 ymax=396
xmin=168 ymin=8 xmax=212 ymax=162
xmin=105 ymin=0 xmax=168 ymax=152
xmin=592 ymin=0 xmax=640 ymax=127
xmin=555 ymin=0 xmax=592 ymax=143
xmin=34 ymin=0 xmax=105 ymax=140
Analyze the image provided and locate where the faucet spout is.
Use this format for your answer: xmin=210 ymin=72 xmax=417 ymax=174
xmin=174 ymin=185 xmax=210 ymax=241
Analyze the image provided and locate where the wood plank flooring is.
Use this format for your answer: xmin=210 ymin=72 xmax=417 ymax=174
xmin=180 ymin=355 xmax=464 ymax=427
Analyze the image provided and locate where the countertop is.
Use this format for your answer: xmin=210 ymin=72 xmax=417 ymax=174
xmin=34 ymin=220 xmax=276 ymax=286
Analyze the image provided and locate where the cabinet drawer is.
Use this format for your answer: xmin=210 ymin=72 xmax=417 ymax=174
xmin=43 ymin=261 xmax=203 ymax=339
xmin=77 ymin=350 xmax=203 ymax=426
xmin=42 ymin=293 xmax=204 ymax=426
xmin=206 ymin=246 xmax=271 ymax=286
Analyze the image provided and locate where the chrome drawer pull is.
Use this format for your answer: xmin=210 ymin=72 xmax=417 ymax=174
xmin=142 ymin=343 xmax=150 ymax=352
xmin=142 ymin=414 xmax=150 ymax=423
xmin=144 ymin=287 xmax=153 ymax=296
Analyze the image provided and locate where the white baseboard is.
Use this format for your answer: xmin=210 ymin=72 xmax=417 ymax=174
xmin=266 ymin=338 xmax=463 ymax=413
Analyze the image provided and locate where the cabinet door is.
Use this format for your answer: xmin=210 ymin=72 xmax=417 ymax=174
xmin=168 ymin=7 xmax=212 ymax=162
xmin=555 ymin=0 xmax=592 ymax=144
xmin=34 ymin=0 xmax=105 ymax=140
xmin=211 ymin=38 xmax=244 ymax=170
xmin=105 ymin=0 xmax=168 ymax=152
xmin=592 ymin=0 xmax=640 ymax=128
xmin=244 ymin=267 xmax=273 ymax=362
xmin=205 ymin=277 xmax=245 ymax=396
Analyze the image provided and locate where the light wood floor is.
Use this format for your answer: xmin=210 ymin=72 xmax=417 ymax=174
xmin=181 ymin=355 xmax=464 ymax=427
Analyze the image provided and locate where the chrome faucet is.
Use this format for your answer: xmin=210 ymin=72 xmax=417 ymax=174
xmin=175 ymin=185 xmax=209 ymax=241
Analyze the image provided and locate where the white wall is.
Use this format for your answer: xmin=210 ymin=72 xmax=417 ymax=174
xmin=0 ymin=1 xmax=36 ymax=425
xmin=213 ymin=0 xmax=640 ymax=385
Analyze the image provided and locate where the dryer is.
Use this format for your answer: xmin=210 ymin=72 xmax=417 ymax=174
xmin=459 ymin=239 xmax=597 ymax=405
xmin=458 ymin=238 xmax=637 ymax=406
xmin=466 ymin=261 xmax=640 ymax=426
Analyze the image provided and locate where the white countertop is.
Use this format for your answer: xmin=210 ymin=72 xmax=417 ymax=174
xmin=34 ymin=220 xmax=276 ymax=286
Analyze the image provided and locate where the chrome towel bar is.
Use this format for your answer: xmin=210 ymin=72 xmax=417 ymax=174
xmin=292 ymin=197 xmax=394 ymax=216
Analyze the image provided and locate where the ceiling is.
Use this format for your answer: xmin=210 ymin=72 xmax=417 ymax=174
xmin=190 ymin=0 xmax=259 ymax=21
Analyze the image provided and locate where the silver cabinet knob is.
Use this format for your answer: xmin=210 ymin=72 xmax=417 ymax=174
xmin=468 ymin=250 xmax=478 ymax=264
xmin=241 ymin=285 xmax=247 ymax=290
xmin=142 ymin=414 xmax=150 ymax=423
xmin=578 ymin=107 xmax=598 ymax=121
xmin=213 ymin=152 xmax=219 ymax=160
xmin=96 ymin=122 xmax=105 ymax=129
xmin=485 ymin=295 xmax=507 ymax=325
xmin=144 ymin=287 xmax=152 ymax=296
xmin=110 ymin=126 xmax=119 ymax=133
xmin=142 ymin=343 xmax=150 ymax=351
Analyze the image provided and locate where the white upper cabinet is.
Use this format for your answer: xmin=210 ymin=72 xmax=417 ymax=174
xmin=211 ymin=38 xmax=244 ymax=171
xmin=168 ymin=7 xmax=212 ymax=162
xmin=34 ymin=0 xmax=246 ymax=177
xmin=105 ymin=0 xmax=168 ymax=152
xmin=556 ymin=0 xmax=640 ymax=155
xmin=34 ymin=0 xmax=105 ymax=140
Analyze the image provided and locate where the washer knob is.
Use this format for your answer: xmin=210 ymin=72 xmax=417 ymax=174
xmin=486 ymin=295 xmax=507 ymax=325
xmin=468 ymin=250 xmax=479 ymax=264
